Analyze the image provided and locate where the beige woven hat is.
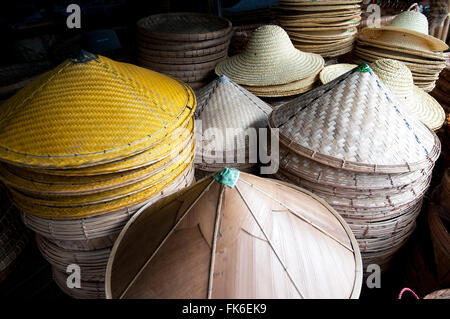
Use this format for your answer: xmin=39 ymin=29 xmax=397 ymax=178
xmin=269 ymin=62 xmax=440 ymax=174
xmin=369 ymin=59 xmax=446 ymax=131
xmin=319 ymin=64 xmax=357 ymax=84
xmin=361 ymin=4 xmax=448 ymax=52
xmin=215 ymin=25 xmax=324 ymax=86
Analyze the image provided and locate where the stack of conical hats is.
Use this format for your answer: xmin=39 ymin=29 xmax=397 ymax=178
xmin=136 ymin=13 xmax=232 ymax=89
xmin=320 ymin=59 xmax=446 ymax=131
xmin=194 ymin=75 xmax=272 ymax=178
xmin=355 ymin=4 xmax=449 ymax=92
xmin=0 ymin=183 xmax=29 ymax=283
xmin=106 ymin=169 xmax=363 ymax=299
xmin=277 ymin=0 xmax=362 ymax=58
xmin=0 ymin=52 xmax=196 ymax=298
xmin=215 ymin=25 xmax=324 ymax=97
xmin=269 ymin=63 xmax=441 ymax=273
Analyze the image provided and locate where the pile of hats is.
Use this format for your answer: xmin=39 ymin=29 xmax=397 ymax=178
xmin=215 ymin=25 xmax=324 ymax=97
xmin=277 ymin=0 xmax=362 ymax=58
xmin=0 ymin=52 xmax=196 ymax=298
xmin=428 ymin=169 xmax=450 ymax=287
xmin=106 ymin=169 xmax=363 ymax=299
xmin=0 ymin=183 xmax=29 ymax=283
xmin=355 ymin=4 xmax=449 ymax=92
xmin=194 ymin=75 xmax=272 ymax=178
xmin=136 ymin=13 xmax=232 ymax=89
xmin=431 ymin=62 xmax=450 ymax=113
xmin=269 ymin=63 xmax=441 ymax=273
xmin=320 ymin=59 xmax=446 ymax=132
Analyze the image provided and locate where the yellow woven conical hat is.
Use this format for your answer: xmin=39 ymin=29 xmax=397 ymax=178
xmin=0 ymin=51 xmax=195 ymax=169
xmin=215 ymin=25 xmax=324 ymax=86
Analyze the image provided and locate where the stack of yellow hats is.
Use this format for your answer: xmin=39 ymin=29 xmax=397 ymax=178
xmin=215 ymin=25 xmax=324 ymax=97
xmin=0 ymin=51 xmax=196 ymax=298
xmin=278 ymin=0 xmax=362 ymax=58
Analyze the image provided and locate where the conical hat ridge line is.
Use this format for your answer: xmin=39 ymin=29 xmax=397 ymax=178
xmin=234 ymin=182 xmax=305 ymax=298
xmin=117 ymin=177 xmax=216 ymax=299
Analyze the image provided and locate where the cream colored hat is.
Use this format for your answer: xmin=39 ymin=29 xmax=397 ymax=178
xmin=320 ymin=64 xmax=358 ymax=84
xmin=361 ymin=4 xmax=448 ymax=52
xmin=215 ymin=25 xmax=324 ymax=86
xmin=370 ymin=59 xmax=446 ymax=131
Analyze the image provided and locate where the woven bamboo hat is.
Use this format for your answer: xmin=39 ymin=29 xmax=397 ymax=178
xmin=269 ymin=63 xmax=440 ymax=174
xmin=369 ymin=59 xmax=445 ymax=131
xmin=194 ymin=75 xmax=272 ymax=171
xmin=0 ymin=51 xmax=195 ymax=169
xmin=361 ymin=4 xmax=448 ymax=52
xmin=215 ymin=25 xmax=324 ymax=86
xmin=106 ymin=169 xmax=362 ymax=299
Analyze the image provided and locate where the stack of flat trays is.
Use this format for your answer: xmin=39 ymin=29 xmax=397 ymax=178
xmin=136 ymin=13 xmax=233 ymax=89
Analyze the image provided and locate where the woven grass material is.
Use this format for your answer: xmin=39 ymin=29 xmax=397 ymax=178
xmin=361 ymin=5 xmax=448 ymax=52
xmin=215 ymin=25 xmax=324 ymax=86
xmin=424 ymin=289 xmax=450 ymax=299
xmin=278 ymin=1 xmax=361 ymax=58
xmin=320 ymin=64 xmax=357 ymax=84
xmin=0 ymin=53 xmax=195 ymax=169
xmin=20 ymin=165 xmax=195 ymax=250
xmin=240 ymin=74 xmax=318 ymax=97
xmin=369 ymin=59 xmax=445 ymax=131
xmin=269 ymin=63 xmax=440 ymax=174
xmin=194 ymin=75 xmax=272 ymax=172
xmin=106 ymin=171 xmax=362 ymax=299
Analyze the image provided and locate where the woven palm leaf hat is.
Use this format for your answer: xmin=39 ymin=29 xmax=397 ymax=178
xmin=0 ymin=51 xmax=197 ymax=298
xmin=319 ymin=59 xmax=446 ymax=131
xmin=277 ymin=0 xmax=362 ymax=58
xmin=215 ymin=25 xmax=324 ymax=97
xmin=269 ymin=62 xmax=441 ymax=273
xmin=136 ymin=12 xmax=233 ymax=89
xmin=194 ymin=75 xmax=272 ymax=178
xmin=355 ymin=3 xmax=449 ymax=92
xmin=106 ymin=168 xmax=362 ymax=299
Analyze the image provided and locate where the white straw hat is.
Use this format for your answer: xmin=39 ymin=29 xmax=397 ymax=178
xmin=320 ymin=64 xmax=357 ymax=84
xmin=361 ymin=4 xmax=448 ymax=52
xmin=369 ymin=59 xmax=446 ymax=131
xmin=215 ymin=25 xmax=324 ymax=86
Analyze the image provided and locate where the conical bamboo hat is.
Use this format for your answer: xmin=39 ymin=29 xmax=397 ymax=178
xmin=215 ymin=25 xmax=324 ymax=86
xmin=106 ymin=169 xmax=362 ymax=299
xmin=269 ymin=63 xmax=440 ymax=174
xmin=195 ymin=75 xmax=272 ymax=159
xmin=0 ymin=51 xmax=195 ymax=169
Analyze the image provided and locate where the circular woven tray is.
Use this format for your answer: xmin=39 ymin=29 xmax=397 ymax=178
xmin=138 ymin=55 xmax=226 ymax=72
xmin=137 ymin=13 xmax=232 ymax=42
xmin=137 ymin=41 xmax=230 ymax=58
xmin=137 ymin=47 xmax=228 ymax=65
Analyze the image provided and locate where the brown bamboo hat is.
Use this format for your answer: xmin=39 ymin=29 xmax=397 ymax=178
xmin=215 ymin=25 xmax=324 ymax=86
xmin=106 ymin=169 xmax=362 ymax=299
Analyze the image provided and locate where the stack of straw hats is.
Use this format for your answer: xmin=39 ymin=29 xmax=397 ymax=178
xmin=215 ymin=25 xmax=324 ymax=97
xmin=355 ymin=4 xmax=449 ymax=92
xmin=277 ymin=0 xmax=362 ymax=58
xmin=0 ymin=183 xmax=29 ymax=283
xmin=194 ymin=75 xmax=272 ymax=178
xmin=0 ymin=51 xmax=196 ymax=298
xmin=106 ymin=169 xmax=362 ymax=299
xmin=430 ymin=62 xmax=450 ymax=113
xmin=428 ymin=169 xmax=450 ymax=287
xmin=136 ymin=13 xmax=232 ymax=89
xmin=269 ymin=63 xmax=441 ymax=273
xmin=320 ymin=59 xmax=446 ymax=131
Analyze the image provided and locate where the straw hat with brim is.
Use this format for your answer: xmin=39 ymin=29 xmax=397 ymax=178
xmin=361 ymin=6 xmax=448 ymax=52
xmin=268 ymin=63 xmax=440 ymax=174
xmin=242 ymin=74 xmax=318 ymax=97
xmin=320 ymin=64 xmax=357 ymax=84
xmin=279 ymin=4 xmax=361 ymax=12
xmin=370 ymin=59 xmax=446 ymax=131
xmin=215 ymin=25 xmax=324 ymax=86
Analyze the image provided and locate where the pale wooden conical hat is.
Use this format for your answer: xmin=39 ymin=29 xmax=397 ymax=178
xmin=106 ymin=169 xmax=362 ymax=299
